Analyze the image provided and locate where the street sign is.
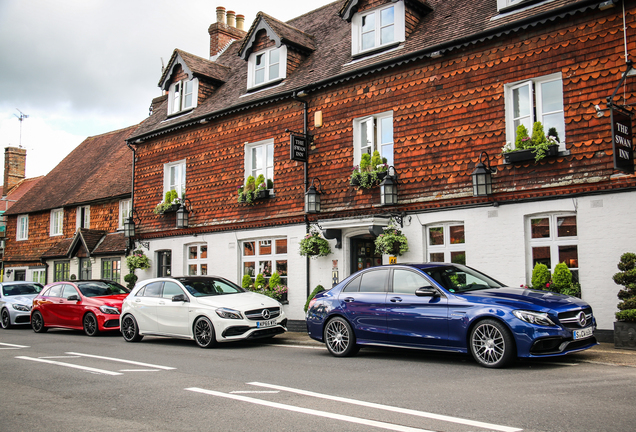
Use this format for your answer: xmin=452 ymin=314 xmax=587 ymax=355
xmin=290 ymin=134 xmax=308 ymax=162
xmin=611 ymin=106 xmax=634 ymax=173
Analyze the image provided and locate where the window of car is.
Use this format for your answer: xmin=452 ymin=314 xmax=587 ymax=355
xmin=178 ymin=278 xmax=244 ymax=297
xmin=392 ymin=269 xmax=433 ymax=294
xmin=62 ymin=285 xmax=80 ymax=300
xmin=423 ymin=265 xmax=503 ymax=293
xmin=351 ymin=2 xmax=405 ymax=56
xmin=2 ymin=283 xmax=42 ymax=296
xmin=138 ymin=282 xmax=163 ymax=298
xmin=353 ymin=112 xmax=393 ymax=168
xmin=76 ymin=281 xmax=129 ymax=297
xmin=162 ymin=282 xmax=185 ymax=299
xmin=342 ymin=274 xmax=361 ymax=292
xmin=46 ymin=285 xmax=63 ymax=298
xmin=359 ymin=269 xmax=389 ymax=293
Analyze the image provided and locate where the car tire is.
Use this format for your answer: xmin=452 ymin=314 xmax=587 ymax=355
xmin=121 ymin=314 xmax=143 ymax=342
xmin=31 ymin=311 xmax=47 ymax=333
xmin=469 ymin=319 xmax=515 ymax=368
xmin=83 ymin=312 xmax=100 ymax=337
xmin=193 ymin=316 xmax=216 ymax=348
xmin=324 ymin=316 xmax=359 ymax=357
xmin=1 ymin=308 xmax=11 ymax=329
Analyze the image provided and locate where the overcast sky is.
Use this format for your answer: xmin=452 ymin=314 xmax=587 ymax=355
xmin=0 ymin=0 xmax=337 ymax=179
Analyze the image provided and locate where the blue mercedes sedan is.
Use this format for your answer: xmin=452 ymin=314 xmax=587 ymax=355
xmin=306 ymin=263 xmax=597 ymax=367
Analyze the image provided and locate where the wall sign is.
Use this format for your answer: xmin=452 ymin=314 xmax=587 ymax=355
xmin=611 ymin=107 xmax=634 ymax=173
xmin=290 ymin=134 xmax=308 ymax=163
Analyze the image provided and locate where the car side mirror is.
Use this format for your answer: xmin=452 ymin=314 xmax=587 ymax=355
xmin=415 ymin=287 xmax=439 ymax=297
xmin=67 ymin=295 xmax=80 ymax=302
xmin=172 ymin=294 xmax=189 ymax=302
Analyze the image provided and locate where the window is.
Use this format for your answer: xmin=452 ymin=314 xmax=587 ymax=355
xmin=32 ymin=269 xmax=46 ymax=285
xmin=353 ymin=112 xmax=393 ymax=167
xmin=50 ymin=208 xmax=63 ymax=236
xmin=351 ymin=2 xmax=405 ymax=56
xmin=119 ymin=199 xmax=131 ymax=229
xmin=76 ymin=205 xmax=90 ymax=229
xmin=157 ymin=250 xmax=172 ymax=277
xmin=505 ymin=73 xmax=565 ymax=149
xmin=139 ymin=281 xmax=162 ymax=297
xmin=393 ymin=269 xmax=432 ymax=294
xmin=17 ymin=215 xmax=28 ymax=241
xmin=162 ymin=282 xmax=185 ymax=299
xmin=497 ymin=0 xmax=529 ymax=11
xmin=62 ymin=285 xmax=80 ymax=300
xmin=164 ymin=160 xmax=186 ymax=199
xmin=80 ymin=258 xmax=92 ymax=280
xmin=247 ymin=46 xmax=287 ymax=89
xmin=54 ymin=261 xmax=70 ymax=282
xmin=527 ymin=214 xmax=579 ymax=282
xmin=245 ymin=139 xmax=274 ymax=187
xmin=186 ymin=244 xmax=208 ymax=276
xmin=168 ymin=78 xmax=198 ymax=115
xmin=427 ymin=223 xmax=466 ymax=265
xmin=242 ymin=238 xmax=287 ymax=287
xmin=101 ymin=258 xmax=121 ymax=282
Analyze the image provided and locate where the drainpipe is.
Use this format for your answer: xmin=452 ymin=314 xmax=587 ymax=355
xmin=126 ymin=141 xmax=137 ymax=254
xmin=292 ymin=91 xmax=310 ymax=298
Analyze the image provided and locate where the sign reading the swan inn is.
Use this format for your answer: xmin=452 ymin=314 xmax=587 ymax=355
xmin=290 ymin=134 xmax=308 ymax=163
xmin=612 ymin=107 xmax=634 ymax=173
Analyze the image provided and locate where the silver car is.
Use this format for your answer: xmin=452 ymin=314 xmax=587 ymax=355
xmin=0 ymin=282 xmax=43 ymax=328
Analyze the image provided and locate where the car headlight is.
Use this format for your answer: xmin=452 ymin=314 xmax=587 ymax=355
xmin=99 ymin=305 xmax=120 ymax=315
xmin=215 ymin=308 xmax=242 ymax=319
xmin=12 ymin=304 xmax=31 ymax=312
xmin=513 ymin=310 xmax=555 ymax=326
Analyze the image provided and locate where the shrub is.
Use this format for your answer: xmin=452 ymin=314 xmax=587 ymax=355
xmin=304 ymin=285 xmax=326 ymax=312
xmin=531 ymin=263 xmax=551 ymax=290
xmin=531 ymin=121 xmax=547 ymax=146
xmin=614 ymin=252 xmax=636 ymax=322
xmin=269 ymin=271 xmax=282 ymax=290
xmin=551 ymin=263 xmax=572 ymax=292
xmin=560 ymin=282 xmax=581 ymax=298
xmin=254 ymin=273 xmax=267 ymax=291
xmin=360 ymin=153 xmax=371 ymax=171
xmin=124 ymin=273 xmax=138 ymax=290
xmin=515 ymin=124 xmax=530 ymax=149
xmin=241 ymin=274 xmax=252 ymax=289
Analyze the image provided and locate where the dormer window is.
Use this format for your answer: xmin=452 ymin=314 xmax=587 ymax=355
xmin=248 ymin=46 xmax=287 ymax=90
xmin=496 ymin=0 xmax=534 ymax=12
xmin=351 ymin=2 xmax=405 ymax=56
xmin=168 ymin=79 xmax=198 ymax=115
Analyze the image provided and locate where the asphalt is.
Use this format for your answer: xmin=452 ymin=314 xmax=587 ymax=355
xmin=275 ymin=332 xmax=636 ymax=367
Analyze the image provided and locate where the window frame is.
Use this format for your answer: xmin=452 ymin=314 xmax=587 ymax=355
xmin=164 ymin=160 xmax=186 ymax=199
xmin=186 ymin=243 xmax=208 ymax=276
xmin=76 ymin=205 xmax=90 ymax=230
xmin=167 ymin=78 xmax=198 ymax=116
xmin=53 ymin=261 xmax=70 ymax=282
xmin=241 ymin=237 xmax=288 ymax=287
xmin=351 ymin=2 xmax=405 ymax=56
xmin=426 ymin=222 xmax=466 ymax=265
xmin=119 ymin=199 xmax=131 ymax=230
xmin=244 ymin=139 xmax=275 ymax=189
xmin=17 ymin=214 xmax=28 ymax=241
xmin=157 ymin=250 xmax=172 ymax=277
xmin=526 ymin=213 xmax=579 ymax=282
xmin=50 ymin=208 xmax=64 ymax=237
xmin=101 ymin=257 xmax=121 ymax=282
xmin=247 ymin=46 xmax=287 ymax=90
xmin=352 ymin=111 xmax=394 ymax=168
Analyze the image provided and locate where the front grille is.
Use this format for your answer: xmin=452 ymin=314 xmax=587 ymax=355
xmin=247 ymin=326 xmax=286 ymax=339
xmin=245 ymin=307 xmax=281 ymax=321
xmin=558 ymin=307 xmax=593 ymax=329
xmin=223 ymin=326 xmax=250 ymax=337
xmin=15 ymin=316 xmax=30 ymax=324
xmin=103 ymin=319 xmax=120 ymax=328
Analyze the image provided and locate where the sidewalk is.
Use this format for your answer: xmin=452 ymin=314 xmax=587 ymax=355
xmin=276 ymin=332 xmax=636 ymax=367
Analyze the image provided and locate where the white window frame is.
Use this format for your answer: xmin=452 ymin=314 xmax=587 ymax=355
xmin=351 ymin=2 xmax=405 ymax=56
xmin=426 ymin=222 xmax=466 ymax=264
xmin=164 ymin=160 xmax=186 ymax=198
xmin=526 ymin=212 xmax=579 ymax=280
xmin=31 ymin=268 xmax=46 ymax=285
xmin=17 ymin=214 xmax=28 ymax=241
xmin=50 ymin=208 xmax=64 ymax=236
xmin=244 ymin=139 xmax=275 ymax=188
xmin=119 ymin=199 xmax=131 ymax=230
xmin=352 ymin=111 xmax=394 ymax=167
xmin=185 ymin=243 xmax=208 ymax=276
xmin=241 ymin=237 xmax=288 ymax=287
xmin=76 ymin=205 xmax=90 ymax=229
xmin=504 ymin=73 xmax=565 ymax=150
xmin=168 ymin=78 xmax=198 ymax=116
xmin=247 ymin=46 xmax=287 ymax=90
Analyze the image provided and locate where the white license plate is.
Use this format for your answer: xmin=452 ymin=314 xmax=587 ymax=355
xmin=257 ymin=319 xmax=277 ymax=328
xmin=573 ymin=326 xmax=593 ymax=340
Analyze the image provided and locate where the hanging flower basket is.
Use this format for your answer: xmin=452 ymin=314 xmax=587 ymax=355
xmin=299 ymin=230 xmax=332 ymax=258
xmin=375 ymin=225 xmax=409 ymax=256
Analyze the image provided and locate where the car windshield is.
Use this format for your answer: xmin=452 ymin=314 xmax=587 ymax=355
xmin=2 ymin=283 xmax=43 ymax=296
xmin=76 ymin=281 xmax=130 ymax=297
xmin=177 ymin=278 xmax=244 ymax=297
xmin=423 ymin=265 xmax=504 ymax=293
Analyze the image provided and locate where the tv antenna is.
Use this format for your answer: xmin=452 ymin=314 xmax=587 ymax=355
xmin=14 ymin=109 xmax=29 ymax=147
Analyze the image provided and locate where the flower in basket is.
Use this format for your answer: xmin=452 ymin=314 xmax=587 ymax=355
xmin=349 ymin=151 xmax=388 ymax=189
xmin=154 ymin=190 xmax=181 ymax=214
xmin=503 ymin=122 xmax=554 ymax=162
xmin=126 ymin=249 xmax=151 ymax=272
xmin=270 ymin=285 xmax=288 ymax=302
xmin=374 ymin=224 xmax=409 ymax=256
xmin=299 ymin=229 xmax=332 ymax=258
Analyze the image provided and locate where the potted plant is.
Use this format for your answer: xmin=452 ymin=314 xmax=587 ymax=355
xmin=613 ymin=252 xmax=636 ymax=349
xmin=255 ymin=174 xmax=270 ymax=199
xmin=299 ymin=229 xmax=332 ymax=258
xmin=238 ymin=175 xmax=272 ymax=203
xmin=374 ymin=224 xmax=409 ymax=256
xmin=349 ymin=151 xmax=388 ymax=189
xmin=502 ymin=122 xmax=559 ymax=163
xmin=153 ymin=190 xmax=182 ymax=214
xmin=125 ymin=249 xmax=151 ymax=289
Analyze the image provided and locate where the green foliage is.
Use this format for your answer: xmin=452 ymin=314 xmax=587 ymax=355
xmin=124 ymin=273 xmax=138 ymax=290
xmin=560 ymin=282 xmax=581 ymax=298
xmin=241 ymin=274 xmax=252 ymax=289
xmin=299 ymin=230 xmax=332 ymax=258
xmin=359 ymin=153 xmax=371 ymax=170
xmin=547 ymin=127 xmax=560 ymax=143
xmin=254 ymin=273 xmax=267 ymax=290
xmin=267 ymin=179 xmax=274 ymax=189
xmin=350 ymin=152 xmax=388 ymax=189
xmin=531 ymin=263 xmax=551 ymax=290
xmin=304 ymin=285 xmax=326 ymax=312
xmin=164 ymin=189 xmax=178 ymax=203
xmin=371 ymin=150 xmax=383 ymax=167
xmin=552 ymin=263 xmax=572 ymax=291
xmin=245 ymin=176 xmax=256 ymax=193
xmin=269 ymin=271 xmax=282 ymax=290
xmin=531 ymin=121 xmax=547 ymax=146
xmin=614 ymin=252 xmax=636 ymax=321
xmin=255 ymin=174 xmax=266 ymax=191
xmin=375 ymin=224 xmax=409 ymax=256
xmin=153 ymin=189 xmax=182 ymax=214
xmin=126 ymin=249 xmax=151 ymax=273
xmin=515 ymin=124 xmax=530 ymax=149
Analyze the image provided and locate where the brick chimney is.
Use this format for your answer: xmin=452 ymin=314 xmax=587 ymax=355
xmin=3 ymin=147 xmax=26 ymax=195
xmin=208 ymin=6 xmax=247 ymax=59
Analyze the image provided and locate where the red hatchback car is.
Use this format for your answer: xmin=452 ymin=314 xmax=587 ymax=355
xmin=31 ymin=280 xmax=130 ymax=336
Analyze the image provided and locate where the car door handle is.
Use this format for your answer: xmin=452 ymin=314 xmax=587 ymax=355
xmin=343 ymin=297 xmax=355 ymax=303
xmin=159 ymin=301 xmax=165 ymax=305
xmin=134 ymin=299 xmax=141 ymax=303
xmin=390 ymin=297 xmax=403 ymax=303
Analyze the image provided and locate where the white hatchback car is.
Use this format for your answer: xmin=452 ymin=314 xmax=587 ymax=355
xmin=121 ymin=276 xmax=287 ymax=348
xmin=0 ymin=281 xmax=43 ymax=328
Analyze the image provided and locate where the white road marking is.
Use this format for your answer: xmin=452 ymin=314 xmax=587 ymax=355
xmin=248 ymin=382 xmax=522 ymax=432
xmin=40 ymin=356 xmax=81 ymax=359
xmin=230 ymin=391 xmax=280 ymax=394
xmin=66 ymin=352 xmax=176 ymax=370
xmin=0 ymin=342 xmax=29 ymax=348
xmin=269 ymin=344 xmax=325 ymax=350
xmin=15 ymin=356 xmax=122 ymax=376
xmin=186 ymin=387 xmax=435 ymax=432
xmin=118 ymin=369 xmax=160 ymax=372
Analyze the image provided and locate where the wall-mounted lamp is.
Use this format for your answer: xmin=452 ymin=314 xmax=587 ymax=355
xmin=305 ymin=178 xmax=322 ymax=214
xmin=380 ymin=166 xmax=398 ymax=206
xmin=124 ymin=209 xmax=149 ymax=250
xmin=472 ymin=152 xmax=496 ymax=197
xmin=6 ymin=269 xmax=12 ymax=276
xmin=176 ymin=199 xmax=193 ymax=229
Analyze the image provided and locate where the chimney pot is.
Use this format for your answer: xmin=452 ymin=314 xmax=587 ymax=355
xmin=226 ymin=10 xmax=236 ymax=28
xmin=236 ymin=14 xmax=245 ymax=31
xmin=216 ymin=6 xmax=226 ymax=24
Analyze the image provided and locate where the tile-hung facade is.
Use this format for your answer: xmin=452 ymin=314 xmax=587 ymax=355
xmin=127 ymin=0 xmax=636 ymax=333
xmin=3 ymin=126 xmax=136 ymax=285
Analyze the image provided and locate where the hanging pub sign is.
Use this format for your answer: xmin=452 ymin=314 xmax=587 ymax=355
xmin=290 ymin=134 xmax=308 ymax=163
xmin=611 ymin=106 xmax=634 ymax=173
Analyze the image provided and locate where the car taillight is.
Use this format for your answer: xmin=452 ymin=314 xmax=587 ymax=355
xmin=308 ymin=298 xmax=318 ymax=311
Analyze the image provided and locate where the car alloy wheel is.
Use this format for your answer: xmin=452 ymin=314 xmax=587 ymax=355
xmin=83 ymin=312 xmax=99 ymax=337
xmin=324 ymin=317 xmax=359 ymax=357
xmin=194 ymin=316 xmax=216 ymax=348
xmin=31 ymin=311 xmax=47 ymax=333
xmin=1 ymin=309 xmax=11 ymax=329
xmin=470 ymin=319 xmax=515 ymax=368
xmin=121 ymin=314 xmax=143 ymax=342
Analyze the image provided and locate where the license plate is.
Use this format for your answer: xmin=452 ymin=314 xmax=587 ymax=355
xmin=257 ymin=319 xmax=276 ymax=328
xmin=573 ymin=326 xmax=593 ymax=340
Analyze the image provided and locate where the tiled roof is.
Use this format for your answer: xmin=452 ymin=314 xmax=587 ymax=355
xmin=238 ymin=12 xmax=317 ymax=59
xmin=92 ymin=232 xmax=127 ymax=255
xmin=130 ymin=0 xmax=593 ymax=140
xmin=0 ymin=176 xmax=43 ymax=212
xmin=5 ymin=125 xmax=137 ymax=215
xmin=41 ymin=229 xmax=126 ymax=259
xmin=159 ymin=49 xmax=231 ymax=90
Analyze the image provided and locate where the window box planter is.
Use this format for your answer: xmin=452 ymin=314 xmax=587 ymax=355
xmin=238 ymin=189 xmax=271 ymax=204
xmin=255 ymin=189 xmax=270 ymax=200
xmin=504 ymin=144 xmax=559 ymax=164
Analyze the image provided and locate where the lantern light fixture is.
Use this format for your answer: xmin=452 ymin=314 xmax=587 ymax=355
xmin=472 ymin=151 xmax=496 ymax=197
xmin=176 ymin=199 xmax=192 ymax=229
xmin=380 ymin=166 xmax=398 ymax=206
xmin=305 ymin=178 xmax=322 ymax=214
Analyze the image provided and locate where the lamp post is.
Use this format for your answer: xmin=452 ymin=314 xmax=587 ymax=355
xmin=380 ymin=166 xmax=398 ymax=205
xmin=305 ymin=178 xmax=322 ymax=214
xmin=472 ymin=152 xmax=494 ymax=197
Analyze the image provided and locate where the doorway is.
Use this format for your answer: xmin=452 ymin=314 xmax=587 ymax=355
xmin=350 ymin=235 xmax=382 ymax=275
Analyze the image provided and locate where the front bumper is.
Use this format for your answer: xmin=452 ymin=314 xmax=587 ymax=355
xmin=219 ymin=317 xmax=287 ymax=341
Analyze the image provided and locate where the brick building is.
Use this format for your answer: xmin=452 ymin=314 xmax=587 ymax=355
xmin=126 ymin=0 xmax=636 ymax=333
